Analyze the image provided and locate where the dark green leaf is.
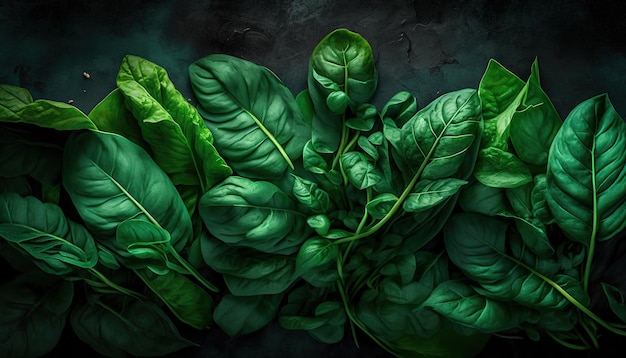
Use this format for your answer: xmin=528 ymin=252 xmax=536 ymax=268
xmin=213 ymin=294 xmax=282 ymax=336
xmin=199 ymin=176 xmax=310 ymax=255
xmin=71 ymin=294 xmax=196 ymax=357
xmin=62 ymin=130 xmax=193 ymax=252
xmin=474 ymin=147 xmax=532 ymax=188
xmin=0 ymin=273 xmax=73 ymax=358
xmin=190 ymin=54 xmax=309 ymax=178
xmin=546 ymin=94 xmax=626 ymax=243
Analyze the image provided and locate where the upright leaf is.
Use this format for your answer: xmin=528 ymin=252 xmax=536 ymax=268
xmin=546 ymin=94 xmax=626 ymax=243
xmin=308 ymin=28 xmax=377 ymax=152
xmin=116 ymin=55 xmax=231 ymax=191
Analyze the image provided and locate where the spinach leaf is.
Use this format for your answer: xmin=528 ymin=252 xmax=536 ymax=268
xmin=0 ymin=192 xmax=98 ymax=277
xmin=444 ymin=213 xmax=588 ymax=309
xmin=199 ymin=176 xmax=311 ymax=255
xmin=189 ymin=54 xmax=310 ymax=179
xmin=546 ymin=94 xmax=626 ymax=244
xmin=71 ymin=294 xmax=197 ymax=357
xmin=88 ymin=88 xmax=147 ymax=150
xmin=62 ymin=130 xmax=193 ymax=252
xmin=0 ymin=273 xmax=74 ymax=358
xmin=134 ymin=269 xmax=213 ymax=330
xmin=201 ymin=235 xmax=297 ymax=296
xmin=116 ymin=55 xmax=231 ymax=192
xmin=308 ymin=28 xmax=377 ymax=153
xmin=213 ymin=294 xmax=283 ymax=337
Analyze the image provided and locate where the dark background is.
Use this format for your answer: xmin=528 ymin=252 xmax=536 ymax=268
xmin=1 ymin=0 xmax=625 ymax=357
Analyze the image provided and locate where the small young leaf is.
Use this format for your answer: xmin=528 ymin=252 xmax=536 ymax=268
xmin=307 ymin=214 xmax=331 ymax=236
xmin=296 ymin=238 xmax=339 ymax=274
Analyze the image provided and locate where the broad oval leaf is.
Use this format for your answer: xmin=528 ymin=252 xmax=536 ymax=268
xmin=0 ymin=193 xmax=98 ymax=276
xmin=423 ymin=280 xmax=534 ymax=333
xmin=384 ymin=89 xmax=482 ymax=183
xmin=189 ymin=54 xmax=309 ymax=179
xmin=135 ymin=269 xmax=213 ymax=330
xmin=546 ymin=94 xmax=626 ymax=243
xmin=62 ymin=130 xmax=193 ymax=252
xmin=213 ymin=294 xmax=282 ymax=337
xmin=70 ymin=295 xmax=197 ymax=357
xmin=340 ymin=151 xmax=383 ymax=190
xmin=201 ymin=234 xmax=297 ymax=296
xmin=199 ymin=176 xmax=310 ymax=255
xmin=292 ymin=175 xmax=332 ymax=214
xmin=444 ymin=213 xmax=587 ymax=309
xmin=308 ymin=28 xmax=377 ymax=153
xmin=0 ymin=84 xmax=33 ymax=119
xmin=296 ymin=238 xmax=338 ymax=274
xmin=9 ymin=99 xmax=97 ymax=131
xmin=0 ymin=274 xmax=73 ymax=358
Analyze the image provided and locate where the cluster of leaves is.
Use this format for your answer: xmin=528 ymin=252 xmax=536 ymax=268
xmin=2 ymin=28 xmax=626 ymax=357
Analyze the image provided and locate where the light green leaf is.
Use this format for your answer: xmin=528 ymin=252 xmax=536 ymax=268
xmin=474 ymin=147 xmax=532 ymax=188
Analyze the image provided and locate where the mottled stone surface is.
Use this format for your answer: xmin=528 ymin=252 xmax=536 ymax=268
xmin=1 ymin=1 xmax=625 ymax=357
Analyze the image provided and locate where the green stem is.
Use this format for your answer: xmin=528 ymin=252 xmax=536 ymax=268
xmin=517 ymin=259 xmax=626 ymax=337
xmin=88 ymin=268 xmax=145 ymax=300
xmin=583 ymin=141 xmax=598 ymax=292
xmin=546 ymin=330 xmax=591 ymax=351
xmin=168 ymin=247 xmax=219 ymax=293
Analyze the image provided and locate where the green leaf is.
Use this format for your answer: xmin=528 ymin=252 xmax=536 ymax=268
xmin=199 ymin=176 xmax=310 ymax=255
xmin=307 ymin=214 xmax=331 ymax=236
xmin=474 ymin=147 xmax=532 ymax=188
xmin=70 ymin=294 xmax=196 ymax=357
xmin=88 ymin=88 xmax=147 ymax=149
xmin=115 ymin=219 xmax=170 ymax=274
xmin=0 ymin=126 xmax=63 ymax=185
xmin=478 ymin=59 xmax=527 ymax=149
xmin=384 ymin=89 xmax=482 ymax=183
xmin=459 ymin=180 xmax=508 ymax=216
xmin=189 ymin=53 xmax=309 ymax=179
xmin=117 ymin=55 xmax=231 ymax=192
xmin=602 ymin=283 xmax=626 ymax=323
xmin=341 ymin=151 xmax=383 ymax=189
xmin=403 ymin=178 xmax=467 ymax=213
xmin=0 ymin=273 xmax=73 ymax=358
xmin=292 ymin=175 xmax=332 ymax=214
xmin=380 ymin=91 xmax=418 ymax=127
xmin=213 ymin=294 xmax=282 ymax=337
xmin=444 ymin=213 xmax=587 ymax=309
xmin=62 ymin=130 xmax=193 ymax=252
xmin=308 ymin=28 xmax=377 ymax=152
xmin=423 ymin=280 xmax=534 ymax=332
xmin=201 ymin=235 xmax=297 ymax=296
xmin=134 ymin=269 xmax=213 ymax=330
xmin=366 ymin=193 xmax=398 ymax=219
xmin=0 ymin=193 xmax=98 ymax=276
xmin=509 ymin=59 xmax=562 ymax=166
xmin=0 ymin=84 xmax=33 ymax=119
xmin=546 ymin=94 xmax=626 ymax=243
xmin=6 ymin=99 xmax=97 ymax=130
xmin=296 ymin=238 xmax=338 ymax=274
